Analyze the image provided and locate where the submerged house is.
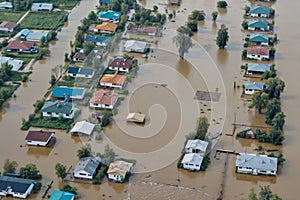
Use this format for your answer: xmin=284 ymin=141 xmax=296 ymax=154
xmin=249 ymin=6 xmax=271 ymax=18
xmin=248 ymin=20 xmax=270 ymax=31
xmin=85 ymin=35 xmax=110 ymax=46
xmin=89 ymin=90 xmax=118 ymax=109
xmin=99 ymin=72 xmax=126 ymax=89
xmin=0 ymin=21 xmax=17 ymax=32
xmin=25 ymin=130 xmax=55 ymax=146
xmin=31 ymin=3 xmax=53 ymax=12
xmin=108 ymin=57 xmax=133 ymax=73
xmin=246 ymin=47 xmax=269 ymax=60
xmin=50 ymin=190 xmax=75 ymax=200
xmin=73 ymin=156 xmax=101 ymax=180
xmin=0 ymin=176 xmax=35 ymax=199
xmin=67 ymin=67 xmax=95 ymax=78
xmin=127 ymin=24 xmax=158 ymax=36
xmin=123 ymin=40 xmax=147 ymax=53
xmin=41 ymin=101 xmax=76 ymax=119
xmin=249 ymin=33 xmax=269 ymax=46
xmin=185 ymin=139 xmax=208 ymax=156
xmin=107 ymin=161 xmax=133 ymax=182
xmin=181 ymin=153 xmax=203 ymax=171
xmin=236 ymin=153 xmax=278 ymax=176
xmin=246 ymin=63 xmax=270 ymax=75
xmin=98 ymin=10 xmax=121 ymax=23
xmin=244 ymin=82 xmax=265 ymax=95
xmin=6 ymin=41 xmax=38 ymax=54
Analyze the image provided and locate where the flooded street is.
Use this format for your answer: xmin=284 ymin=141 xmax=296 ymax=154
xmin=0 ymin=0 xmax=300 ymax=199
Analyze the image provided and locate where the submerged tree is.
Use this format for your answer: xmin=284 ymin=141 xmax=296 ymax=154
xmin=249 ymin=92 xmax=268 ymax=113
xmin=55 ymin=163 xmax=67 ymax=181
xmin=172 ymin=26 xmax=193 ymax=59
xmin=211 ymin=11 xmax=218 ymax=22
xmin=195 ymin=116 xmax=209 ymax=140
xmin=216 ymin=24 xmax=229 ymax=49
xmin=77 ymin=144 xmax=92 ymax=159
xmin=265 ymin=78 xmax=285 ymax=99
xmin=271 ymin=112 xmax=285 ymax=130
xmin=217 ymin=1 xmax=228 ymax=8
xmin=265 ymin=99 xmax=281 ymax=125
xmin=3 ymin=159 xmax=18 ymax=175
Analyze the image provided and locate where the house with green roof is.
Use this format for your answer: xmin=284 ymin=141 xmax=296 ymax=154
xmin=249 ymin=33 xmax=269 ymax=46
xmin=67 ymin=67 xmax=95 ymax=78
xmin=98 ymin=10 xmax=121 ymax=23
xmin=249 ymin=6 xmax=271 ymax=18
xmin=41 ymin=101 xmax=76 ymax=119
xmin=50 ymin=190 xmax=75 ymax=200
xmin=246 ymin=63 xmax=270 ymax=75
xmin=248 ymin=20 xmax=269 ymax=31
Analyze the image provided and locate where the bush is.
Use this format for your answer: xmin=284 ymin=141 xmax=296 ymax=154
xmin=200 ymin=154 xmax=210 ymax=171
xmin=217 ymin=1 xmax=228 ymax=8
xmin=177 ymin=153 xmax=185 ymax=168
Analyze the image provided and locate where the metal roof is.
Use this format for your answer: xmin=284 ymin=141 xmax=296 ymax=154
xmin=236 ymin=153 xmax=278 ymax=171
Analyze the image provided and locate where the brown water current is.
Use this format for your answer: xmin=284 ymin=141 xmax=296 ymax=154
xmin=0 ymin=0 xmax=299 ymax=199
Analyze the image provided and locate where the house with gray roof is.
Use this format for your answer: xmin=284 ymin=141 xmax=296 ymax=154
xmin=185 ymin=139 xmax=208 ymax=156
xmin=246 ymin=63 xmax=270 ymax=75
xmin=236 ymin=153 xmax=278 ymax=176
xmin=0 ymin=176 xmax=35 ymax=199
xmin=249 ymin=6 xmax=271 ymax=18
xmin=85 ymin=35 xmax=110 ymax=46
xmin=67 ymin=67 xmax=95 ymax=78
xmin=31 ymin=3 xmax=53 ymax=12
xmin=123 ymin=40 xmax=147 ymax=53
xmin=73 ymin=156 xmax=101 ymax=180
xmin=0 ymin=1 xmax=13 ymax=9
xmin=249 ymin=33 xmax=269 ymax=46
xmin=248 ymin=20 xmax=270 ymax=31
xmin=181 ymin=153 xmax=203 ymax=171
xmin=41 ymin=101 xmax=76 ymax=119
xmin=14 ymin=29 xmax=48 ymax=42
xmin=0 ymin=56 xmax=24 ymax=71
xmin=244 ymin=82 xmax=265 ymax=95
xmin=0 ymin=21 xmax=17 ymax=32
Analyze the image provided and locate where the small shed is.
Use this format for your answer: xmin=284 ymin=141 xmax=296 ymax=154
xmin=70 ymin=121 xmax=95 ymax=136
xmin=126 ymin=113 xmax=145 ymax=123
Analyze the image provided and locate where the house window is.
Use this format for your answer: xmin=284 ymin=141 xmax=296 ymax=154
xmin=47 ymin=112 xmax=51 ymax=115
xmin=66 ymin=114 xmax=69 ymax=116
xmin=195 ymin=164 xmax=199 ymax=167
xmin=189 ymin=164 xmax=194 ymax=166
xmin=56 ymin=113 xmax=59 ymax=115
xmin=79 ymin=173 xmax=87 ymax=176
xmin=271 ymin=171 xmax=274 ymax=173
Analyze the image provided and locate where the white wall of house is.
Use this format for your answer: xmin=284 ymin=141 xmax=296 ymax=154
xmin=67 ymin=72 xmax=94 ymax=79
xmin=89 ymin=102 xmax=115 ymax=110
xmin=246 ymin=54 xmax=269 ymax=60
xmin=248 ymin=26 xmax=269 ymax=31
xmin=250 ymin=13 xmax=268 ymax=18
xmin=237 ymin=167 xmax=276 ymax=176
xmin=0 ymin=27 xmax=13 ymax=32
xmin=73 ymin=57 xmax=84 ymax=62
xmin=42 ymin=111 xmax=74 ymax=119
xmin=100 ymin=82 xmax=124 ymax=89
xmin=108 ymin=66 xmax=130 ymax=73
xmin=0 ymin=183 xmax=34 ymax=199
xmin=108 ymin=173 xmax=124 ymax=182
xmin=99 ymin=18 xmax=119 ymax=23
xmin=74 ymin=170 xmax=93 ymax=180
xmin=182 ymin=162 xmax=201 ymax=171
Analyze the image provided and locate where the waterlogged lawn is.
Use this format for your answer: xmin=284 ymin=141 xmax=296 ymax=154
xmin=20 ymin=11 xmax=67 ymax=30
xmin=0 ymin=11 xmax=25 ymax=23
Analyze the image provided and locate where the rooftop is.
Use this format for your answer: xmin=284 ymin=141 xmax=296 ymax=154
xmin=181 ymin=153 xmax=203 ymax=165
xmin=245 ymin=82 xmax=265 ymax=91
xmin=50 ymin=190 xmax=75 ymax=200
xmin=85 ymin=35 xmax=110 ymax=43
xmin=25 ymin=130 xmax=55 ymax=142
xmin=0 ymin=21 xmax=16 ymax=29
xmin=90 ymin=90 xmax=118 ymax=106
xmin=0 ymin=176 xmax=35 ymax=194
xmin=109 ymin=57 xmax=133 ymax=69
xmin=6 ymin=40 xmax=35 ymax=51
xmin=247 ymin=63 xmax=270 ymax=72
xmin=100 ymin=72 xmax=126 ymax=85
xmin=41 ymin=101 xmax=74 ymax=114
xmin=74 ymin=156 xmax=101 ymax=175
xmin=247 ymin=47 xmax=269 ymax=56
xmin=98 ymin=10 xmax=121 ymax=19
xmin=70 ymin=121 xmax=95 ymax=136
xmin=95 ymin=22 xmax=117 ymax=32
xmin=236 ymin=153 xmax=278 ymax=171
xmin=67 ymin=67 xmax=94 ymax=76
xmin=107 ymin=160 xmax=133 ymax=177
xmin=185 ymin=139 xmax=208 ymax=152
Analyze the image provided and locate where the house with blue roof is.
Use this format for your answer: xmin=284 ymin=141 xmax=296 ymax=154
xmin=249 ymin=6 xmax=271 ymax=18
xmin=249 ymin=33 xmax=269 ymax=46
xmin=99 ymin=0 xmax=110 ymax=4
xmin=0 ymin=176 xmax=35 ymax=199
xmin=52 ymin=86 xmax=86 ymax=100
xmin=50 ymin=190 xmax=75 ymax=200
xmin=14 ymin=29 xmax=48 ymax=42
xmin=85 ymin=35 xmax=110 ymax=46
xmin=248 ymin=20 xmax=270 ymax=31
xmin=31 ymin=3 xmax=53 ymax=12
xmin=246 ymin=63 xmax=270 ymax=75
xmin=67 ymin=66 xmax=95 ymax=78
xmin=244 ymin=82 xmax=265 ymax=95
xmin=98 ymin=10 xmax=121 ymax=23
xmin=41 ymin=101 xmax=76 ymax=119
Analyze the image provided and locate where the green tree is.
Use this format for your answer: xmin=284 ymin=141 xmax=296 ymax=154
xmin=100 ymin=145 xmax=115 ymax=166
xmin=55 ymin=163 xmax=67 ymax=181
xmin=173 ymin=26 xmax=193 ymax=59
xmin=265 ymin=99 xmax=281 ymax=125
xmin=242 ymin=20 xmax=248 ymax=30
xmin=262 ymin=65 xmax=277 ymax=79
xmin=33 ymin=99 xmax=45 ymax=113
xmin=101 ymin=110 xmax=112 ymax=127
xmin=83 ymin=42 xmax=95 ymax=56
xmin=268 ymin=128 xmax=284 ymax=145
xmin=77 ymin=144 xmax=92 ymax=159
xmin=40 ymin=36 xmax=46 ymax=48
xmin=249 ymin=92 xmax=268 ymax=113
xmin=121 ymin=3 xmax=129 ymax=14
xmin=265 ymin=78 xmax=285 ymax=99
xmin=153 ymin=5 xmax=158 ymax=12
xmin=195 ymin=116 xmax=209 ymax=140
xmin=189 ymin=10 xmax=206 ymax=21
xmin=244 ymin=5 xmax=250 ymax=13
xmin=49 ymin=75 xmax=56 ymax=86
xmin=64 ymin=53 xmax=69 ymax=62
xmin=216 ymin=24 xmax=229 ymax=49
xmin=217 ymin=1 xmax=228 ymax=8
xmin=211 ymin=11 xmax=218 ymax=21
xmin=187 ymin=20 xmax=198 ymax=32
xmin=248 ymin=188 xmax=258 ymax=200
xmin=110 ymin=0 xmax=121 ymax=11
xmin=177 ymin=26 xmax=193 ymax=37
xmin=61 ymin=184 xmax=77 ymax=194
xmin=259 ymin=186 xmax=273 ymax=200
xmin=88 ymin=11 xmax=97 ymax=21
xmin=19 ymin=164 xmax=42 ymax=179
xmin=271 ymin=112 xmax=285 ymax=130
xmin=3 ymin=159 xmax=18 ymax=175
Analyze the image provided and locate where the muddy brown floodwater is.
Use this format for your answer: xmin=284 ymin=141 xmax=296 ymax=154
xmin=0 ymin=0 xmax=299 ymax=199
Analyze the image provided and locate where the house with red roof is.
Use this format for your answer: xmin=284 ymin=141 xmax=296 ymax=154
xmin=25 ymin=130 xmax=55 ymax=146
xmin=246 ymin=47 xmax=269 ymax=60
xmin=6 ymin=40 xmax=38 ymax=53
xmin=108 ymin=57 xmax=133 ymax=73
xmin=99 ymin=71 xmax=126 ymax=89
xmin=89 ymin=90 xmax=118 ymax=109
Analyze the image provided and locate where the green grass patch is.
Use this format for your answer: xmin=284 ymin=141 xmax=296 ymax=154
xmin=0 ymin=84 xmax=19 ymax=107
xmin=21 ymin=116 xmax=74 ymax=131
xmin=0 ymin=11 xmax=26 ymax=23
xmin=20 ymin=11 xmax=67 ymax=30
xmin=52 ymin=0 xmax=80 ymax=10
xmin=9 ymin=71 xmax=31 ymax=82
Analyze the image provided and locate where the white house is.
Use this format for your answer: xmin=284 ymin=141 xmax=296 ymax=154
xmin=0 ymin=176 xmax=35 ymax=199
xmin=107 ymin=161 xmax=133 ymax=182
xmin=73 ymin=157 xmax=101 ymax=180
xmin=99 ymin=72 xmax=126 ymax=89
xmin=181 ymin=153 xmax=203 ymax=171
xmin=89 ymin=90 xmax=118 ymax=109
xmin=25 ymin=130 xmax=55 ymax=146
xmin=31 ymin=3 xmax=53 ymax=12
xmin=123 ymin=40 xmax=147 ymax=53
xmin=236 ymin=153 xmax=278 ymax=176
xmin=41 ymin=101 xmax=76 ymax=119
xmin=0 ymin=21 xmax=16 ymax=32
xmin=0 ymin=2 xmax=13 ymax=9
xmin=0 ymin=56 xmax=24 ymax=71
xmin=185 ymin=139 xmax=208 ymax=156
xmin=67 ymin=67 xmax=95 ymax=78
xmin=246 ymin=47 xmax=269 ymax=60
xmin=70 ymin=121 xmax=95 ymax=136
xmin=108 ymin=57 xmax=133 ymax=73
xmin=249 ymin=6 xmax=270 ymax=18
xmin=244 ymin=82 xmax=265 ymax=95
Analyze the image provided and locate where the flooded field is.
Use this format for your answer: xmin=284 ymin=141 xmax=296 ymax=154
xmin=0 ymin=0 xmax=299 ymax=199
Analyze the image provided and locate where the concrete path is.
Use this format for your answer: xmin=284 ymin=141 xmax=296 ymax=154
xmin=16 ymin=10 xmax=30 ymax=25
